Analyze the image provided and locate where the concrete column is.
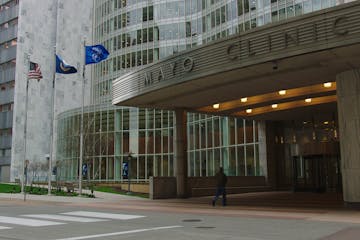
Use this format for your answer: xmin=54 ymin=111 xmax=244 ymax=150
xmin=336 ymin=69 xmax=360 ymax=205
xmin=257 ymin=121 xmax=268 ymax=178
xmin=174 ymin=109 xmax=187 ymax=198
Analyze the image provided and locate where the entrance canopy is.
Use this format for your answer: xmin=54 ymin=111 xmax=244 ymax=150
xmin=113 ymin=1 xmax=360 ymax=121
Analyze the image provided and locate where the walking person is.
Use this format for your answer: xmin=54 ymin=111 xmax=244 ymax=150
xmin=212 ymin=167 xmax=227 ymax=206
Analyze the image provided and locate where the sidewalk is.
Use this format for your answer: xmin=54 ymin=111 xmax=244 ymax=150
xmin=0 ymin=190 xmax=139 ymax=203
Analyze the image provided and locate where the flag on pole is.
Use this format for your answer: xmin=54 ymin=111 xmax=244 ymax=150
xmin=28 ymin=62 xmax=43 ymax=81
xmin=85 ymin=44 xmax=109 ymax=64
xmin=56 ymin=55 xmax=77 ymax=74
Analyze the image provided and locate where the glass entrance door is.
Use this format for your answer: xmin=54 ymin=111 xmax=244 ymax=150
xmin=293 ymin=155 xmax=341 ymax=192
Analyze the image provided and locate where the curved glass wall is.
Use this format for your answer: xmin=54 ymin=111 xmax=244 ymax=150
xmin=57 ymin=107 xmax=262 ymax=181
xmin=57 ymin=105 xmax=175 ymax=181
xmin=56 ymin=0 xmax=344 ymax=181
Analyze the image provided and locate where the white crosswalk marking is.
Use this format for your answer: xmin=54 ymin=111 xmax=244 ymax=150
xmin=0 ymin=226 xmax=12 ymax=230
xmin=0 ymin=216 xmax=64 ymax=227
xmin=0 ymin=211 xmax=146 ymax=232
xmin=55 ymin=226 xmax=183 ymax=240
xmin=22 ymin=214 xmax=109 ymax=223
xmin=61 ymin=211 xmax=145 ymax=220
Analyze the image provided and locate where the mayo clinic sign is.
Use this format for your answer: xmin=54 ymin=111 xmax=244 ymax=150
xmin=144 ymin=57 xmax=194 ymax=86
xmin=142 ymin=16 xmax=351 ymax=87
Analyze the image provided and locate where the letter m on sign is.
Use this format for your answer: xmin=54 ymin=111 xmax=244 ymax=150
xmin=144 ymin=72 xmax=153 ymax=86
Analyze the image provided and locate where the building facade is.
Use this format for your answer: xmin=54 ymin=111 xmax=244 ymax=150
xmin=1 ymin=0 xmax=93 ymax=182
xmin=0 ymin=0 xmax=18 ymax=181
xmin=112 ymin=0 xmax=360 ymax=201
xmin=1 ymin=0 xmax=353 ymax=189
xmin=56 ymin=0 xmax=349 ymax=184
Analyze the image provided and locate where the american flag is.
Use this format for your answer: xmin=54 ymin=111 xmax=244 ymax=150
xmin=28 ymin=61 xmax=43 ymax=80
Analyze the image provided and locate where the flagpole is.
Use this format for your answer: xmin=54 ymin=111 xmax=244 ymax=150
xmin=22 ymin=53 xmax=30 ymax=201
xmin=48 ymin=48 xmax=56 ymax=195
xmin=79 ymin=38 xmax=86 ymax=195
xmin=48 ymin=0 xmax=59 ymax=195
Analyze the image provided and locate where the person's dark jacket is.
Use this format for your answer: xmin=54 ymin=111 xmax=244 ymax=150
xmin=215 ymin=171 xmax=227 ymax=187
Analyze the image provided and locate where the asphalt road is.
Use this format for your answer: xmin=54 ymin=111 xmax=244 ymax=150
xmin=0 ymin=191 xmax=360 ymax=240
xmin=0 ymin=198 xmax=358 ymax=240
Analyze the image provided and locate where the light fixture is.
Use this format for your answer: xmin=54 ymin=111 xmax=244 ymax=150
xmin=271 ymin=104 xmax=278 ymax=109
xmin=324 ymin=121 xmax=329 ymax=125
xmin=278 ymin=90 xmax=286 ymax=95
xmin=241 ymin=97 xmax=248 ymax=103
xmin=312 ymin=131 xmax=316 ymax=140
xmin=212 ymin=103 xmax=220 ymax=109
xmin=305 ymin=98 xmax=312 ymax=103
xmin=246 ymin=108 xmax=252 ymax=113
xmin=323 ymin=82 xmax=332 ymax=88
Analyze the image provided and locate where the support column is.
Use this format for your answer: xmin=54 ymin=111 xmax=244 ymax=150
xmin=336 ymin=69 xmax=360 ymax=206
xmin=174 ymin=109 xmax=187 ymax=198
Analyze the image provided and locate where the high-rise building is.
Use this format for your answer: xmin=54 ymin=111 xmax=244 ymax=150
xmin=0 ymin=0 xmax=18 ymax=181
xmin=1 ymin=0 xmax=92 ymax=182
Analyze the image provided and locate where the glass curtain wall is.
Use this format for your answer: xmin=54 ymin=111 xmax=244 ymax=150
xmin=187 ymin=113 xmax=260 ymax=177
xmin=56 ymin=0 xmax=342 ymax=181
xmin=56 ymin=106 xmax=174 ymax=181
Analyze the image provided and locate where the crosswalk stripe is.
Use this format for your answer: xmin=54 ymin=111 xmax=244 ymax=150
xmin=22 ymin=214 xmax=109 ymax=223
xmin=61 ymin=211 xmax=145 ymax=220
xmin=0 ymin=226 xmax=12 ymax=230
xmin=55 ymin=225 xmax=183 ymax=240
xmin=0 ymin=216 xmax=64 ymax=227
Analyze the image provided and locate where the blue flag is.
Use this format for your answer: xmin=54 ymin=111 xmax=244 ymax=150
xmin=85 ymin=44 xmax=109 ymax=64
xmin=56 ymin=55 xmax=77 ymax=74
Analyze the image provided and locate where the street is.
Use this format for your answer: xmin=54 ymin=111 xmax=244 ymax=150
xmin=0 ymin=192 xmax=359 ymax=240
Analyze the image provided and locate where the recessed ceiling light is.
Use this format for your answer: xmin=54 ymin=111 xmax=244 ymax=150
xmin=246 ymin=109 xmax=252 ymax=113
xmin=241 ymin=97 xmax=248 ymax=103
xmin=212 ymin=103 xmax=220 ymax=109
xmin=323 ymin=82 xmax=332 ymax=88
xmin=271 ymin=104 xmax=278 ymax=109
xmin=278 ymin=90 xmax=286 ymax=95
xmin=305 ymin=98 xmax=312 ymax=103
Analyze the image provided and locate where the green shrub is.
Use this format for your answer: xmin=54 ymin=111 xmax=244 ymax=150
xmin=0 ymin=183 xmax=21 ymax=193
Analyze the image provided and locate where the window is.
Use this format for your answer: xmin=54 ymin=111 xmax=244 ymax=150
xmin=221 ymin=6 xmax=226 ymax=24
xmin=211 ymin=11 xmax=215 ymax=28
xmin=148 ymin=49 xmax=153 ymax=63
xmin=143 ymin=7 xmax=148 ymax=22
xmin=137 ymin=51 xmax=142 ymax=66
xmin=121 ymin=13 xmax=127 ymax=27
xmin=137 ymin=29 xmax=142 ymax=44
xmin=142 ymin=28 xmax=147 ymax=43
xmin=244 ymin=0 xmax=250 ymax=13
xmin=216 ymin=8 xmax=220 ymax=26
xmin=148 ymin=27 xmax=153 ymax=42
xmin=149 ymin=6 xmax=153 ymax=21
xmin=186 ymin=22 xmax=191 ymax=37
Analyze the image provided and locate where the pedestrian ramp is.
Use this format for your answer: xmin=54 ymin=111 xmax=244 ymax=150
xmin=0 ymin=211 xmax=145 ymax=230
